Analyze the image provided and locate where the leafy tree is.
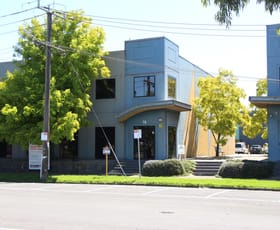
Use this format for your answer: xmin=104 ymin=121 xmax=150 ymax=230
xmin=201 ymin=0 xmax=280 ymax=25
xmin=194 ymin=69 xmax=249 ymax=157
xmin=0 ymin=10 xmax=110 ymax=149
xmin=243 ymin=79 xmax=268 ymax=139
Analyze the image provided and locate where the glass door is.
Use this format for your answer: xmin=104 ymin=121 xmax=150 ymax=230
xmin=133 ymin=126 xmax=155 ymax=160
xmin=168 ymin=126 xmax=177 ymax=158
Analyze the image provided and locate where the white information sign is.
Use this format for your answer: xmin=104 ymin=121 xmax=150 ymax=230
xmin=134 ymin=129 xmax=142 ymax=139
xmin=29 ymin=144 xmax=43 ymax=170
xmin=102 ymin=146 xmax=110 ymax=155
xmin=41 ymin=132 xmax=48 ymax=141
xmin=177 ymin=145 xmax=185 ymax=155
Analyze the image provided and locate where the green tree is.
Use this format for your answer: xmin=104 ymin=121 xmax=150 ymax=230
xmin=194 ymin=69 xmax=249 ymax=157
xmin=243 ymin=79 xmax=268 ymax=139
xmin=0 ymin=10 xmax=110 ymax=149
xmin=201 ymin=0 xmax=280 ymax=26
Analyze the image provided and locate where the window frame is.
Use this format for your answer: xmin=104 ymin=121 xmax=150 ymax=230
xmin=133 ymin=75 xmax=155 ymax=97
xmin=95 ymin=78 xmax=116 ymax=99
xmin=168 ymin=76 xmax=176 ymax=99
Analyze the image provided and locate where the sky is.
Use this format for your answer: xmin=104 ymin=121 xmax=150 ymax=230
xmin=1 ymin=0 xmax=280 ymax=102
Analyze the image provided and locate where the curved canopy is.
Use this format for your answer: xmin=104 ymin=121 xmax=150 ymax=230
xmin=117 ymin=100 xmax=191 ymax=123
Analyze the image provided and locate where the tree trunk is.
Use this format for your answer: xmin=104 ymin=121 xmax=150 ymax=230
xmin=215 ymin=143 xmax=220 ymax=157
xmin=215 ymin=133 xmax=221 ymax=157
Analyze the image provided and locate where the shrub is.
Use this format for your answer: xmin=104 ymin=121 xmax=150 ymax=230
xmin=181 ymin=160 xmax=196 ymax=175
xmin=161 ymin=159 xmax=185 ymax=176
xmin=218 ymin=160 xmax=244 ymax=178
xmin=142 ymin=160 xmax=163 ymax=176
xmin=242 ymin=160 xmax=274 ymax=179
xmin=142 ymin=159 xmax=185 ymax=176
xmin=218 ymin=160 xmax=274 ymax=179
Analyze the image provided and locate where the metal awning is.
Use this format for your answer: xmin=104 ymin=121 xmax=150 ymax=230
xmin=249 ymin=96 xmax=280 ymax=108
xmin=117 ymin=100 xmax=191 ymax=123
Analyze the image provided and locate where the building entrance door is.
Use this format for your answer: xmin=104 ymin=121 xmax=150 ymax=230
xmin=133 ymin=126 xmax=155 ymax=160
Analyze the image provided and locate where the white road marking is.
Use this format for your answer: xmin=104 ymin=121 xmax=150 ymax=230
xmin=0 ymin=184 xmax=279 ymax=204
xmin=142 ymin=187 xmax=170 ymax=196
xmin=205 ymin=189 xmax=229 ymax=199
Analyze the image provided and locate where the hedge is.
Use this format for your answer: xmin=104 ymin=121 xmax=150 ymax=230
xmin=142 ymin=159 xmax=195 ymax=176
xmin=218 ymin=160 xmax=274 ymax=179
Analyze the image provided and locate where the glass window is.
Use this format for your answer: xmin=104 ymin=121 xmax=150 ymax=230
xmin=168 ymin=77 xmax=176 ymax=98
xmin=168 ymin=126 xmax=176 ymax=158
xmin=134 ymin=76 xmax=155 ymax=97
xmin=96 ymin=79 xmax=115 ymax=99
xmin=0 ymin=139 xmax=11 ymax=158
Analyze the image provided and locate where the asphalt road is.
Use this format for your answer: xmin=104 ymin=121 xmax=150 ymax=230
xmin=0 ymin=183 xmax=279 ymax=230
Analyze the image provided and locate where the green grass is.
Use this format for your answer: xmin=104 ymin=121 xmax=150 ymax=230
xmin=0 ymin=173 xmax=280 ymax=191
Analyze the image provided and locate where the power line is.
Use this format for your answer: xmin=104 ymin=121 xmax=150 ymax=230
xmin=0 ymin=7 xmax=269 ymax=81
xmin=0 ymin=13 xmax=45 ymax=27
xmin=94 ymin=22 xmax=265 ymax=38
xmin=0 ymin=30 xmax=18 ymax=36
xmin=0 ymin=22 xmax=47 ymax=37
xmin=90 ymin=15 xmax=267 ymax=27
xmin=0 ymin=24 xmax=269 ymax=83
xmin=0 ymin=7 xmax=37 ymax=18
xmin=93 ymin=18 xmax=265 ymax=32
xmin=3 ymin=25 xmax=267 ymax=83
xmin=22 ymin=32 xmax=270 ymax=83
xmin=52 ymin=10 xmax=265 ymax=38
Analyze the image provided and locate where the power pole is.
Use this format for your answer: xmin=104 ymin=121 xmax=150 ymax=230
xmin=40 ymin=9 xmax=52 ymax=181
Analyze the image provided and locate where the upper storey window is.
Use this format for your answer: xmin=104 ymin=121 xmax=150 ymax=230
xmin=134 ymin=75 xmax=155 ymax=97
xmin=168 ymin=77 xmax=176 ymax=98
xmin=96 ymin=79 xmax=115 ymax=99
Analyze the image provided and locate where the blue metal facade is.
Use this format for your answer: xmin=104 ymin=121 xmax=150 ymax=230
xmin=88 ymin=37 xmax=195 ymax=160
xmin=266 ymin=24 xmax=280 ymax=161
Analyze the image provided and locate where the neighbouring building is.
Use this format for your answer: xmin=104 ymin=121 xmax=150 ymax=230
xmin=250 ymin=24 xmax=280 ymax=161
xmin=235 ymin=126 xmax=267 ymax=148
xmin=0 ymin=37 xmax=235 ymax=172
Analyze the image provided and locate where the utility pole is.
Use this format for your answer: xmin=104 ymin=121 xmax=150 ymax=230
xmin=40 ymin=9 xmax=52 ymax=181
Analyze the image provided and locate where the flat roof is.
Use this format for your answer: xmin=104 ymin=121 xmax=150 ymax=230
xmin=249 ymin=96 xmax=280 ymax=108
xmin=117 ymin=100 xmax=191 ymax=123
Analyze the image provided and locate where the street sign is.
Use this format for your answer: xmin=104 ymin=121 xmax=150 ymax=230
xmin=134 ymin=129 xmax=142 ymax=177
xmin=102 ymin=146 xmax=110 ymax=155
xmin=134 ymin=129 xmax=142 ymax=139
xmin=41 ymin=132 xmax=48 ymax=141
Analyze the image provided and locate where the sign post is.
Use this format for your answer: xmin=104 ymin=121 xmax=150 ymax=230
xmin=103 ymin=146 xmax=110 ymax=176
xmin=134 ymin=129 xmax=142 ymax=177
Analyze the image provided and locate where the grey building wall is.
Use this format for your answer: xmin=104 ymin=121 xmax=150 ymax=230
xmin=0 ymin=62 xmax=17 ymax=79
xmin=79 ymin=50 xmax=125 ymax=159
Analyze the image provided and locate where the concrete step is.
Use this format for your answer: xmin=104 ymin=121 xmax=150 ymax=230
xmin=193 ymin=160 xmax=224 ymax=176
xmin=109 ymin=160 xmax=142 ymax=176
